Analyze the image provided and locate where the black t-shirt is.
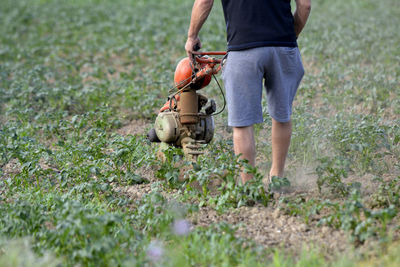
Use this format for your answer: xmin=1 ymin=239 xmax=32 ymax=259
xmin=221 ymin=0 xmax=297 ymax=51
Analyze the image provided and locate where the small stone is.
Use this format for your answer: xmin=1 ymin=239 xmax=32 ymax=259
xmin=249 ymin=207 xmax=259 ymax=215
xmin=321 ymin=226 xmax=330 ymax=235
xmin=272 ymin=208 xmax=280 ymax=219
xmin=287 ymin=217 xmax=295 ymax=224
xmin=298 ymin=224 xmax=308 ymax=232
xmin=289 ymin=234 xmax=296 ymax=241
xmin=276 ymin=218 xmax=285 ymax=227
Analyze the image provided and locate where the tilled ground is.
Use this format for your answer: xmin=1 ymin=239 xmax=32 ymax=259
xmin=190 ymin=205 xmax=350 ymax=254
xmin=115 ymin=120 xmax=400 ymax=253
xmin=116 ymin=173 xmax=352 ymax=256
xmin=2 ymin=119 xmax=398 ymax=257
xmin=111 ymin=120 xmax=349 ymax=253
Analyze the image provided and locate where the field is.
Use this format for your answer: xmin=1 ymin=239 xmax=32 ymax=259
xmin=0 ymin=0 xmax=399 ymax=266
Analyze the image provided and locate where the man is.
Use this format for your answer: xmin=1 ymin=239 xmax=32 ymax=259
xmin=185 ymin=0 xmax=311 ymax=184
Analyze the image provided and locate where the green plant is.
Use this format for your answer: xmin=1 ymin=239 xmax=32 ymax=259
xmin=268 ymin=176 xmax=291 ymax=192
xmin=319 ymin=190 xmax=397 ymax=244
xmin=370 ymin=176 xmax=400 ymax=208
xmin=0 ymin=0 xmax=399 ymax=265
xmin=0 ymin=239 xmax=60 ymax=267
xmin=316 ymin=156 xmax=357 ymax=197
xmin=279 ymin=197 xmax=327 ymax=225
xmin=329 ymin=114 xmax=391 ymax=174
xmin=154 ymin=146 xmax=184 ymax=188
xmin=167 ymin=222 xmax=266 ymax=267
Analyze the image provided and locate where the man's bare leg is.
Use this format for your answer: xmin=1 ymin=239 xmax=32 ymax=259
xmin=233 ymin=126 xmax=256 ymax=184
xmin=270 ymin=119 xmax=292 ymax=178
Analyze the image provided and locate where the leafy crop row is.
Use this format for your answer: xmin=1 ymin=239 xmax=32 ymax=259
xmin=1 ymin=0 xmax=399 ymax=266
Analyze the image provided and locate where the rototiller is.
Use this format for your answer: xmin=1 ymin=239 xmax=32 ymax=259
xmin=147 ymin=51 xmax=226 ymax=160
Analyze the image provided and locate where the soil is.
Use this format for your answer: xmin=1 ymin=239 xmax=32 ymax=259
xmin=1 ymin=159 xmax=21 ymax=180
xmin=1 ymin=159 xmax=21 ymax=197
xmin=117 ymin=119 xmax=150 ymax=137
xmin=1 ymin=118 xmax=398 ymax=256
xmin=114 ymin=119 xmax=355 ymax=255
xmin=117 ymin=119 xmax=400 ymax=255
xmin=190 ymin=204 xmax=351 ymax=255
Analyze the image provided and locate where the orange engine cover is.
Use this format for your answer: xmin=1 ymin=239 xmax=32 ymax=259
xmin=174 ymin=57 xmax=212 ymax=90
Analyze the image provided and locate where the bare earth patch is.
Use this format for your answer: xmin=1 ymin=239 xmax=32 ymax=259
xmin=1 ymin=158 xmax=21 ymax=179
xmin=1 ymin=159 xmax=22 ymax=196
xmin=117 ymin=119 xmax=150 ymax=137
xmin=189 ymin=204 xmax=351 ymax=254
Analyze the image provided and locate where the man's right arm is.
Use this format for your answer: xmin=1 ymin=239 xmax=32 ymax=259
xmin=294 ymin=0 xmax=311 ymax=38
xmin=185 ymin=0 xmax=214 ymax=59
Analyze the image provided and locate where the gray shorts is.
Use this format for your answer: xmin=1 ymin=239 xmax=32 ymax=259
xmin=222 ymin=46 xmax=304 ymax=126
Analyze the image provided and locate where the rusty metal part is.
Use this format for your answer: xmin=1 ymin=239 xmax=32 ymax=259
xmin=177 ymin=90 xmax=198 ymax=124
xmin=192 ymin=51 xmax=226 ymax=56
xmin=181 ymin=137 xmax=205 ymax=161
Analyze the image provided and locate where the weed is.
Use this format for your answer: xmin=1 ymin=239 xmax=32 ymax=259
xmin=279 ymin=197 xmax=327 ymax=225
xmin=328 ymin=114 xmax=391 ymax=174
xmin=268 ymin=176 xmax=291 ymax=192
xmin=369 ymin=176 xmax=400 ymax=208
xmin=167 ymin=222 xmax=266 ymax=267
xmin=316 ymin=156 xmax=355 ymax=197
xmin=319 ymin=190 xmax=397 ymax=244
xmin=154 ymin=146 xmax=184 ymax=188
xmin=154 ymin=143 xmax=271 ymax=209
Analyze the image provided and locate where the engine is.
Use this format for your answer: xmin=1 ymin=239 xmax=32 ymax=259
xmin=147 ymin=52 xmax=225 ymax=160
